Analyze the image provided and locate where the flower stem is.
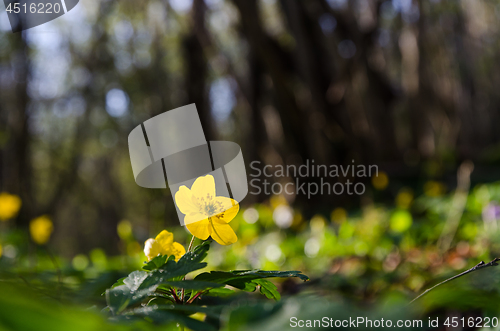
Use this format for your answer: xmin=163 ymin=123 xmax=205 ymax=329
xmin=409 ymin=258 xmax=500 ymax=305
xmin=186 ymin=290 xmax=205 ymax=304
xmin=181 ymin=235 xmax=196 ymax=303
xmin=170 ymin=288 xmax=181 ymax=303
xmin=187 ymin=235 xmax=196 ymax=252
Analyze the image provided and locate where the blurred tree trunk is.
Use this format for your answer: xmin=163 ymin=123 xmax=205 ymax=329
xmin=183 ymin=0 xmax=214 ymax=141
xmin=231 ymin=0 xmax=313 ymax=161
xmin=320 ymin=0 xmax=399 ymax=163
xmin=279 ymin=0 xmax=334 ymax=164
xmin=1 ymin=34 xmax=34 ymax=228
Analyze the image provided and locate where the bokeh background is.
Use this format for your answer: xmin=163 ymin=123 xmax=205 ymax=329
xmin=2 ymin=0 xmax=500 ymax=318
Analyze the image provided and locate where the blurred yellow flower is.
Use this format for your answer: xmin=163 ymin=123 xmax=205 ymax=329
xmin=0 ymin=243 xmax=2 ymax=258
xmin=175 ymin=175 xmax=239 ymax=246
xmin=310 ymin=215 xmax=326 ymax=233
xmin=424 ymin=181 xmax=446 ymax=197
xmin=29 ymin=215 xmax=53 ymax=245
xmin=372 ymin=171 xmax=389 ymax=190
xmin=270 ymin=195 xmax=287 ymax=209
xmin=144 ymin=230 xmax=185 ymax=261
xmin=117 ymin=220 xmax=133 ymax=240
xmin=396 ymin=188 xmax=413 ymax=209
xmin=331 ymin=207 xmax=347 ymax=223
xmin=127 ymin=241 xmax=142 ymax=256
xmin=0 ymin=192 xmax=22 ymax=221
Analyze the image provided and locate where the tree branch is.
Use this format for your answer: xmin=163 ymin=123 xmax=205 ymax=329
xmin=409 ymin=258 xmax=500 ymax=305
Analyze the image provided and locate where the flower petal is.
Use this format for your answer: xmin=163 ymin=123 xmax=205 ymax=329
xmin=209 ymin=220 xmax=238 ymax=245
xmin=144 ymin=238 xmax=163 ymax=261
xmin=29 ymin=216 xmax=53 ymax=245
xmin=155 ymin=230 xmax=174 ymax=248
xmin=171 ymin=242 xmax=186 ymax=260
xmin=185 ymin=215 xmax=210 ymax=240
xmin=191 ymin=175 xmax=216 ymax=200
xmin=213 ymin=197 xmax=239 ymax=223
xmin=175 ymin=186 xmax=198 ymax=215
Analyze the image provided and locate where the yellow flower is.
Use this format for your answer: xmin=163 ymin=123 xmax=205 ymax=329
xmin=424 ymin=181 xmax=446 ymax=197
xmin=144 ymin=230 xmax=186 ymax=261
xmin=29 ymin=215 xmax=53 ymax=245
xmin=117 ymin=220 xmax=133 ymax=240
xmin=372 ymin=171 xmax=389 ymax=190
xmin=396 ymin=188 xmax=413 ymax=209
xmin=175 ymin=175 xmax=239 ymax=245
xmin=0 ymin=192 xmax=22 ymax=221
xmin=331 ymin=207 xmax=347 ymax=224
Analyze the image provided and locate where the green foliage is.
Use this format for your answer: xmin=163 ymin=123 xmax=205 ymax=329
xmin=6 ymin=181 xmax=500 ymax=330
xmin=253 ymin=279 xmax=281 ymax=301
xmin=143 ymin=255 xmax=174 ymax=271
xmin=104 ymin=240 xmax=309 ymax=330
xmin=194 ymin=270 xmax=307 ymax=299
xmin=124 ymin=306 xmax=217 ymax=331
xmin=0 ymin=283 xmax=162 ymax=331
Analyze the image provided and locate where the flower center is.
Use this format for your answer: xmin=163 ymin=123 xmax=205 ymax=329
xmin=204 ymin=203 xmax=217 ymax=216
xmin=196 ymin=194 xmax=225 ymax=217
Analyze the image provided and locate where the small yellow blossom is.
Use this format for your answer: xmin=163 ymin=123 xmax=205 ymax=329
xmin=29 ymin=215 xmax=53 ymax=245
xmin=424 ymin=181 xmax=446 ymax=197
xmin=0 ymin=192 xmax=22 ymax=221
xmin=144 ymin=230 xmax=186 ymax=261
xmin=331 ymin=207 xmax=347 ymax=223
xmin=0 ymin=243 xmax=2 ymax=258
xmin=372 ymin=171 xmax=389 ymax=190
xmin=117 ymin=220 xmax=133 ymax=240
xmin=175 ymin=175 xmax=239 ymax=245
xmin=396 ymin=188 xmax=413 ymax=209
xmin=127 ymin=241 xmax=142 ymax=256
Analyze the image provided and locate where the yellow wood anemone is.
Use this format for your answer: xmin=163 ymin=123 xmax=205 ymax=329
xmin=175 ymin=175 xmax=239 ymax=245
xmin=0 ymin=192 xmax=21 ymax=221
xmin=144 ymin=230 xmax=186 ymax=261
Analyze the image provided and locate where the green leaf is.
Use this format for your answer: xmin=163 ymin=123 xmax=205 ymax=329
xmin=106 ymin=284 xmax=158 ymax=315
xmin=142 ymin=261 xmax=207 ymax=288
xmin=106 ymin=242 xmax=212 ymax=314
xmin=194 ymin=269 xmax=309 ymax=290
xmin=242 ymin=270 xmax=310 ymax=281
xmin=0 ymin=283 xmax=158 ymax=331
xmin=106 ymin=271 xmax=159 ymax=314
xmin=105 ymin=286 xmax=131 ymax=316
xmin=123 ymin=271 xmax=149 ymax=291
xmin=128 ymin=306 xmax=216 ymax=331
xmin=110 ymin=277 xmax=126 ymax=288
xmin=142 ymin=241 xmax=210 ymax=273
xmin=240 ymin=280 xmax=258 ymax=292
xmin=158 ymin=280 xmax=224 ymax=290
xmin=153 ymin=304 xmax=223 ymax=319
xmin=146 ymin=297 xmax=171 ymax=306
xmin=143 ymin=255 xmax=174 ymax=271
xmin=143 ymin=241 xmax=211 ymax=283
xmin=194 ymin=270 xmax=307 ymax=301
xmin=177 ymin=241 xmax=211 ymax=265
xmin=226 ymin=301 xmax=283 ymax=331
xmin=205 ymin=287 xmax=235 ymax=297
xmin=253 ymin=279 xmax=281 ymax=301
